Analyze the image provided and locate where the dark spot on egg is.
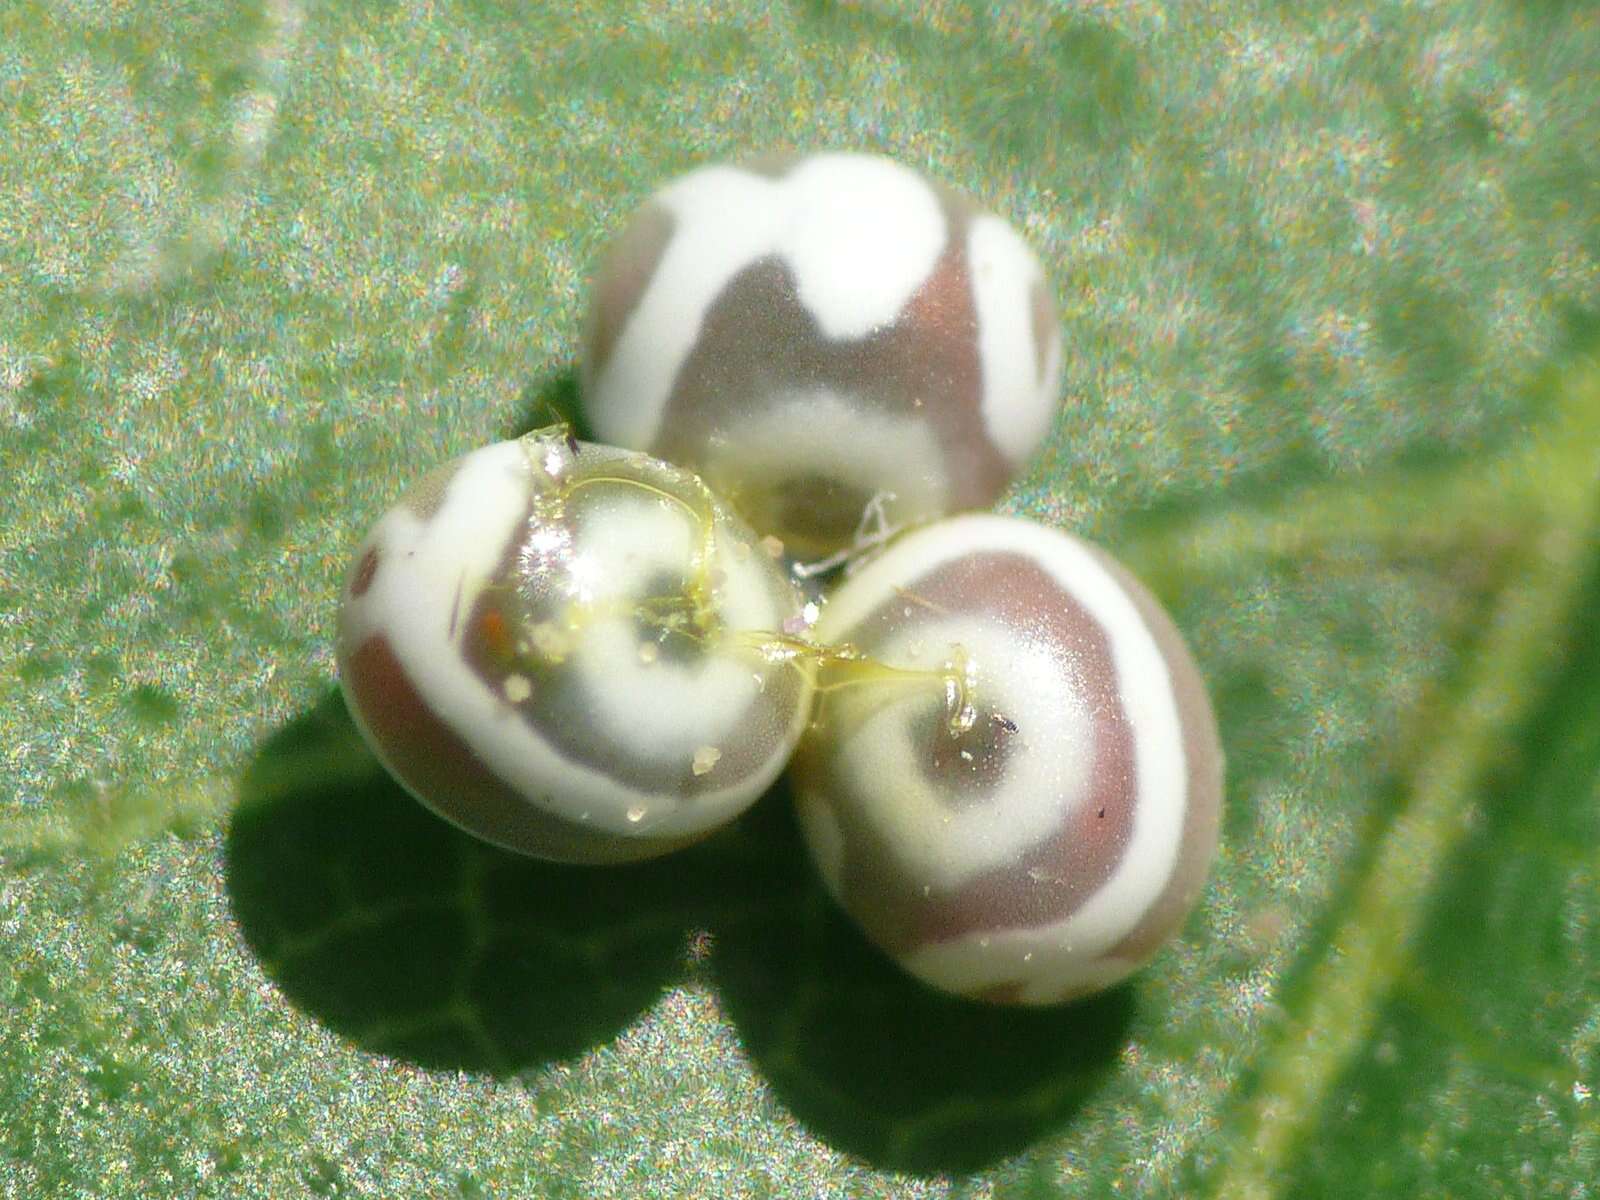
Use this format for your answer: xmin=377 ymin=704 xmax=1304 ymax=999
xmin=351 ymin=547 xmax=380 ymax=597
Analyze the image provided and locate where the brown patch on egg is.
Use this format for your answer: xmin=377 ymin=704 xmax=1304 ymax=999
xmin=340 ymin=633 xmax=699 ymax=864
xmin=1087 ymin=544 xmax=1223 ymax=968
xmin=583 ymin=201 xmax=678 ymax=388
xmin=350 ymin=546 xmax=380 ymax=597
xmin=802 ymin=551 xmax=1139 ymax=956
xmin=648 ymin=213 xmax=1009 ymax=554
xmin=402 ymin=456 xmax=467 ymax=522
xmin=452 ymin=478 xmax=809 ymax=800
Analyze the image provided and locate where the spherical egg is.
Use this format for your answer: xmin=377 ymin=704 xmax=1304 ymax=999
xmin=789 ymin=514 xmax=1222 ymax=1003
xmin=337 ymin=431 xmax=816 ymax=864
xmin=581 ymin=152 xmax=1064 ymax=560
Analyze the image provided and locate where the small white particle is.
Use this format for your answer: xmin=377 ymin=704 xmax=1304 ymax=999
xmin=638 ymin=642 xmax=660 ymax=664
xmin=1576 ymin=1081 xmax=1592 ymax=1104
xmin=626 ymin=805 xmax=647 ymax=823
xmin=692 ymin=746 xmax=722 ymax=776
xmin=503 ymin=675 xmax=532 ymax=703
xmin=959 ymin=749 xmax=974 ymax=763
xmin=921 ymin=884 xmax=931 ymax=898
xmin=1023 ymin=952 xmax=1033 ymax=963
xmin=783 ymin=605 xmax=819 ymax=636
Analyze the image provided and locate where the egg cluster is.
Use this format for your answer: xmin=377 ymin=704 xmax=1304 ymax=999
xmin=337 ymin=152 xmax=1222 ymax=1005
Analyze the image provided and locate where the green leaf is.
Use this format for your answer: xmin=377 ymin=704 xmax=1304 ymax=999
xmin=3 ymin=1 xmax=1598 ymax=1197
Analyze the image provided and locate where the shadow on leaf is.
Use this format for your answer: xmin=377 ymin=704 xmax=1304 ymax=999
xmin=707 ymin=793 xmax=1136 ymax=1177
xmin=505 ymin=364 xmax=593 ymax=443
xmin=228 ymin=694 xmax=1131 ymax=1167
xmin=226 ymin=690 xmax=698 ymax=1076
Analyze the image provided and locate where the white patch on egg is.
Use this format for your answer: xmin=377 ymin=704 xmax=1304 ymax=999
xmin=342 ymin=439 xmax=811 ymax=843
xmin=778 ymin=153 xmax=947 ymax=340
xmin=968 ymin=214 xmax=1060 ymax=463
xmin=699 ymin=387 xmax=949 ymax=520
xmin=594 ymin=166 xmax=781 ymax=449
xmin=798 ymin=513 xmax=1195 ymax=1000
xmin=818 ymin=617 xmax=1093 ymax=892
xmin=589 ymin=155 xmax=948 ymax=448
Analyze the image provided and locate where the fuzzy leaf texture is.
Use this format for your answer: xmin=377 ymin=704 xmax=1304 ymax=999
xmin=2 ymin=1 xmax=1598 ymax=1197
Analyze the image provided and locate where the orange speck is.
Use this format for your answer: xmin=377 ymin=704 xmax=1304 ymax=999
xmin=480 ymin=608 xmax=512 ymax=656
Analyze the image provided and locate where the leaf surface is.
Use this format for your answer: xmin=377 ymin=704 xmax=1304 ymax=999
xmin=3 ymin=1 xmax=1598 ymax=1197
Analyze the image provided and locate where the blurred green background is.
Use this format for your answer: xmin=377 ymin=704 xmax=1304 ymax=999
xmin=3 ymin=1 xmax=1598 ymax=1196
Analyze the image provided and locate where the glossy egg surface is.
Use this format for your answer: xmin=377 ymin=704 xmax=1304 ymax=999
xmin=790 ymin=514 xmax=1222 ymax=1004
xmin=337 ymin=432 xmax=815 ymax=863
xmin=581 ymin=152 xmax=1064 ymax=560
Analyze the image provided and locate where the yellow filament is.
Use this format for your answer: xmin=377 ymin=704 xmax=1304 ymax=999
xmin=511 ymin=424 xmax=983 ymax=734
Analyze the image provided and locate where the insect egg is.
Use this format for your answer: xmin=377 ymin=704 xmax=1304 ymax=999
xmin=580 ymin=151 xmax=1064 ymax=560
xmin=336 ymin=432 xmax=816 ymax=864
xmin=788 ymin=514 xmax=1223 ymax=1004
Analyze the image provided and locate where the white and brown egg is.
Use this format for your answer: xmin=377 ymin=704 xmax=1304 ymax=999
xmin=336 ymin=432 xmax=815 ymax=864
xmin=789 ymin=514 xmax=1223 ymax=1005
xmin=580 ymin=151 xmax=1064 ymax=561
xmin=335 ymin=156 xmax=1221 ymax=1003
